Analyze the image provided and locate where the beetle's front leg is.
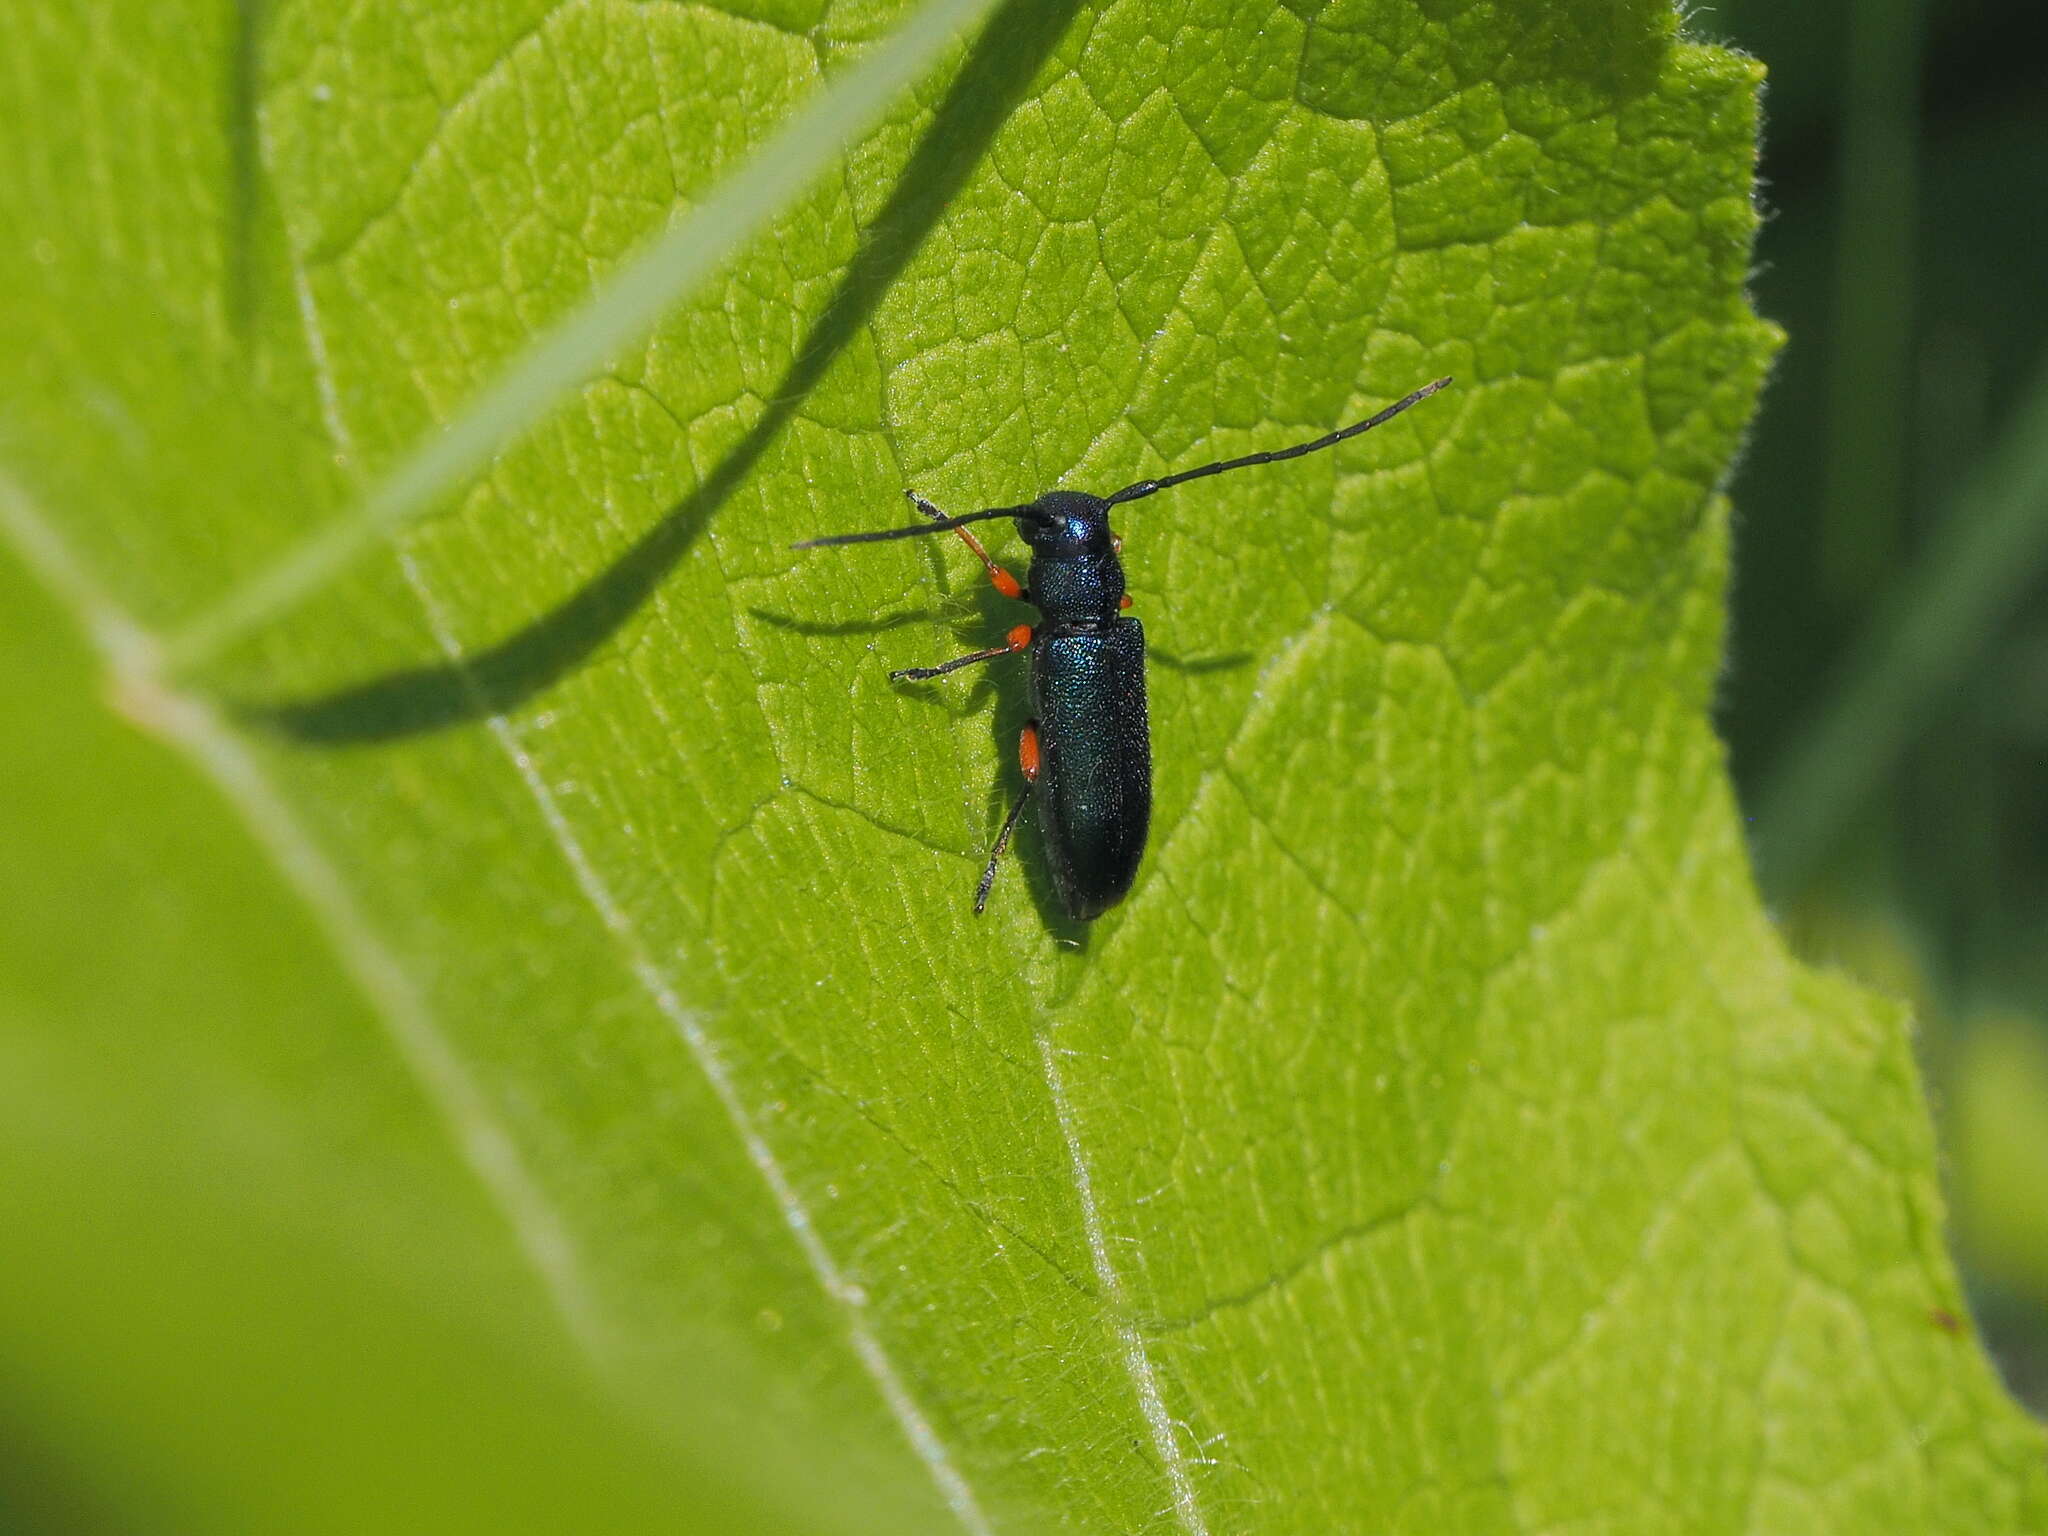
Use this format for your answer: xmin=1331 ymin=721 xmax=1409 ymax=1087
xmin=906 ymin=489 xmax=1025 ymax=601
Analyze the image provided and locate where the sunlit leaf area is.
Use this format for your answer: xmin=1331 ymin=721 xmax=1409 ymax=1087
xmin=3 ymin=0 xmax=2044 ymax=1530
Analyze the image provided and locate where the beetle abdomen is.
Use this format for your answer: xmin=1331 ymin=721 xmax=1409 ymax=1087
xmin=1031 ymin=620 xmax=1151 ymax=920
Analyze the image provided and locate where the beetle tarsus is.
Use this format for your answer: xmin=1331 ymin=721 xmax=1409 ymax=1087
xmin=976 ymin=782 xmax=1034 ymax=914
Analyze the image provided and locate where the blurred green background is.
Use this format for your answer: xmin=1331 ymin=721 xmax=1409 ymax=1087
xmin=1709 ymin=0 xmax=2048 ymax=1408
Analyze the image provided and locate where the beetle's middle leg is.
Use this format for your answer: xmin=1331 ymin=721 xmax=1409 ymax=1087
xmin=890 ymin=624 xmax=1033 ymax=682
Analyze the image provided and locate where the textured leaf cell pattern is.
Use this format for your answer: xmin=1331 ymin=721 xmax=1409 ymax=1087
xmin=1 ymin=0 xmax=2045 ymax=1532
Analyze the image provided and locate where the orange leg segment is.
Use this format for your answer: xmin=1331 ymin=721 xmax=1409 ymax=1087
xmin=907 ymin=490 xmax=1024 ymax=600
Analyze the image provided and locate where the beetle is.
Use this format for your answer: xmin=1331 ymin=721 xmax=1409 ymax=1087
xmin=795 ymin=377 xmax=1451 ymax=921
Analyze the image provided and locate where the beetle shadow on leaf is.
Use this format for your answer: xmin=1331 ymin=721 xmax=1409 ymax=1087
xmin=744 ymin=604 xmax=948 ymax=640
xmin=1150 ymin=646 xmax=1252 ymax=676
xmin=227 ymin=0 xmax=1086 ymax=748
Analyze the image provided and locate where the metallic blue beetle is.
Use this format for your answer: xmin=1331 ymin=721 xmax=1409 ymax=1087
xmin=796 ymin=378 xmax=1450 ymax=921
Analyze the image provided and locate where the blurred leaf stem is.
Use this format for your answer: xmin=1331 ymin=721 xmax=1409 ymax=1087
xmin=1756 ymin=353 xmax=2048 ymax=898
xmin=1819 ymin=0 xmax=1924 ymax=604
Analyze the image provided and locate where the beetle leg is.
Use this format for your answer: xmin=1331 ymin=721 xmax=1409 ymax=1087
xmin=975 ymin=721 xmax=1041 ymax=914
xmin=906 ymin=489 xmax=1026 ymax=601
xmin=890 ymin=624 xmax=1032 ymax=682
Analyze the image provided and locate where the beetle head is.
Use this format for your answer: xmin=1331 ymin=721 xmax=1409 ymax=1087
xmin=1018 ymin=491 xmax=1114 ymax=557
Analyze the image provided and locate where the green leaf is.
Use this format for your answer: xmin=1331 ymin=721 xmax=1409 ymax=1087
xmin=3 ymin=1 xmax=2044 ymax=1531
xmin=0 ymin=527 xmax=941 ymax=1536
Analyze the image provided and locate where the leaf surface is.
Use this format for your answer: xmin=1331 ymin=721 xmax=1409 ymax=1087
xmin=2 ymin=0 xmax=2044 ymax=1530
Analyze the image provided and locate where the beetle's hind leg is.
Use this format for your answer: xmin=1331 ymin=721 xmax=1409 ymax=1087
xmin=975 ymin=721 xmax=1041 ymax=914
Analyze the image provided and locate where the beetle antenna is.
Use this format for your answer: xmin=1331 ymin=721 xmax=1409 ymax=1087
xmin=1104 ymin=377 xmax=1452 ymax=509
xmin=792 ymin=505 xmax=1033 ymax=550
